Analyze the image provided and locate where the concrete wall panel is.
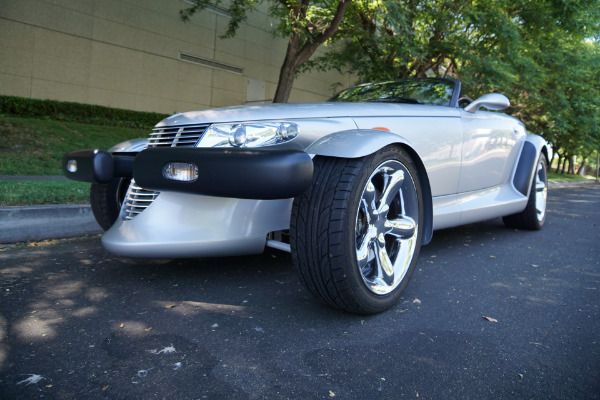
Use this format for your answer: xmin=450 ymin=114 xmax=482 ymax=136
xmin=0 ymin=74 xmax=32 ymax=98
xmin=0 ymin=0 xmax=353 ymax=113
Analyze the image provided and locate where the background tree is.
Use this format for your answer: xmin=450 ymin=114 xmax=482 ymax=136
xmin=181 ymin=0 xmax=351 ymax=103
xmin=308 ymin=0 xmax=600 ymax=174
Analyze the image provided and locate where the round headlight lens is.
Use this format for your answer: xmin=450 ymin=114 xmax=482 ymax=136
xmin=229 ymin=125 xmax=247 ymax=147
xmin=278 ymin=123 xmax=299 ymax=140
xmin=198 ymin=122 xmax=299 ymax=148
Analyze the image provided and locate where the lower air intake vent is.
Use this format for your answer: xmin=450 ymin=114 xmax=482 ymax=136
xmin=122 ymin=180 xmax=159 ymax=220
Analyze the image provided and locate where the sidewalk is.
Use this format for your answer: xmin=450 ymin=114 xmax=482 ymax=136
xmin=0 ymin=178 xmax=597 ymax=244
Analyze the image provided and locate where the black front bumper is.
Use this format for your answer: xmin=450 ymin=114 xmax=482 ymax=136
xmin=63 ymin=147 xmax=314 ymax=200
xmin=62 ymin=149 xmax=134 ymax=183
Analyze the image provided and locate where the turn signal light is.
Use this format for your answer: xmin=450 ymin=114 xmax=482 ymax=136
xmin=66 ymin=160 xmax=78 ymax=173
xmin=163 ymin=162 xmax=199 ymax=182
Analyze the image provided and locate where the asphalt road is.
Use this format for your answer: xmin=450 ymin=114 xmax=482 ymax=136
xmin=0 ymin=184 xmax=598 ymax=399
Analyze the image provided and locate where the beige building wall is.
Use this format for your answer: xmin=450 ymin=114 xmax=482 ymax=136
xmin=0 ymin=0 xmax=353 ymax=114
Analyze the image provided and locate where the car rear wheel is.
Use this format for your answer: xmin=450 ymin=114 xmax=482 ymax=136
xmin=290 ymin=146 xmax=423 ymax=314
xmin=503 ymin=153 xmax=548 ymax=230
xmin=90 ymin=177 xmax=131 ymax=231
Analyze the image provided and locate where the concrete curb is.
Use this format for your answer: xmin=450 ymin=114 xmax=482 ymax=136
xmin=0 ymin=204 xmax=102 ymax=243
xmin=0 ymin=180 xmax=596 ymax=244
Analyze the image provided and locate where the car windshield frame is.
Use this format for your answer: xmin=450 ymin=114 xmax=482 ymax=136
xmin=328 ymin=78 xmax=462 ymax=108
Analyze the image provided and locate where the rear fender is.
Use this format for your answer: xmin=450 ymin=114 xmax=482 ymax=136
xmin=306 ymin=129 xmax=434 ymax=245
xmin=512 ymin=134 xmax=548 ymax=197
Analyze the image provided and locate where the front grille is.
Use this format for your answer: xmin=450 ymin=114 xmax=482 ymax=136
xmin=122 ymin=180 xmax=160 ymax=220
xmin=122 ymin=124 xmax=209 ymax=220
xmin=148 ymin=124 xmax=210 ymax=148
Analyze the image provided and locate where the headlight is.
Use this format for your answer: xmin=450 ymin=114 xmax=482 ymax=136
xmin=197 ymin=122 xmax=299 ymax=148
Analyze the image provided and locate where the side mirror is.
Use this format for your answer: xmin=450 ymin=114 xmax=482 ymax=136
xmin=464 ymin=93 xmax=510 ymax=113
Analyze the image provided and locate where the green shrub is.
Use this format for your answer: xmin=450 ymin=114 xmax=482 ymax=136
xmin=0 ymin=95 xmax=170 ymax=129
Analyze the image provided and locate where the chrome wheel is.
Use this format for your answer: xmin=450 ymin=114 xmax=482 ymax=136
xmin=355 ymin=160 xmax=419 ymax=295
xmin=534 ymin=159 xmax=548 ymax=223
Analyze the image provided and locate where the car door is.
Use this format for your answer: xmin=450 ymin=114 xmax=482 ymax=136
xmin=353 ymin=111 xmax=462 ymax=197
xmin=458 ymin=111 xmax=522 ymax=193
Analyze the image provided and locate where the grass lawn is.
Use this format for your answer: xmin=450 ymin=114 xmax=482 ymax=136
xmin=0 ymin=116 xmax=147 ymax=175
xmin=0 ymin=181 xmax=90 ymax=206
xmin=548 ymin=171 xmax=595 ymax=183
xmin=0 ymin=116 xmax=147 ymax=206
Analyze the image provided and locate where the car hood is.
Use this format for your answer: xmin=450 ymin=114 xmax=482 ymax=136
xmin=155 ymin=102 xmax=461 ymax=127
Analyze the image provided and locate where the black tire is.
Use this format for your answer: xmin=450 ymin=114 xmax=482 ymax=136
xmin=503 ymin=153 xmax=548 ymax=230
xmin=290 ymin=146 xmax=424 ymax=314
xmin=90 ymin=177 xmax=131 ymax=231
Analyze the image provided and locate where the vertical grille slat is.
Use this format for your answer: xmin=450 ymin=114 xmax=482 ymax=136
xmin=122 ymin=180 xmax=160 ymax=220
xmin=122 ymin=123 xmax=210 ymax=220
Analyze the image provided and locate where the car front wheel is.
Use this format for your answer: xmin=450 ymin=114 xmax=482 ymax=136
xmin=290 ymin=146 xmax=423 ymax=314
xmin=90 ymin=177 xmax=131 ymax=231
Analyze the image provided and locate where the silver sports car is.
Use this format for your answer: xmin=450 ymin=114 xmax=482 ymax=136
xmin=63 ymin=78 xmax=549 ymax=314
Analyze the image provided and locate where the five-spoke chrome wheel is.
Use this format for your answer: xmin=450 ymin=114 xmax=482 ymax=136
xmin=355 ymin=161 xmax=419 ymax=295
xmin=291 ymin=146 xmax=423 ymax=314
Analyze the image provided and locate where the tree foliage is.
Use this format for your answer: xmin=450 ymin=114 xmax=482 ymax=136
xmin=307 ymin=0 xmax=600 ymax=171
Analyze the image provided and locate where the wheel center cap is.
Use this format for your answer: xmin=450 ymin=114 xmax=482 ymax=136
xmin=372 ymin=206 xmax=390 ymax=233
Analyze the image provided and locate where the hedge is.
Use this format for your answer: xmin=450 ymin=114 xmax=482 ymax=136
xmin=0 ymin=95 xmax=170 ymax=129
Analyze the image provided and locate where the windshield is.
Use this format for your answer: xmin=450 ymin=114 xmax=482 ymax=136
xmin=329 ymin=78 xmax=458 ymax=106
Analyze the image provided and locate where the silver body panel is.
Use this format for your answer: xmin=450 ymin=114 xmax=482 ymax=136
xmin=103 ymin=101 xmax=546 ymax=258
xmin=103 ymin=192 xmax=292 ymax=258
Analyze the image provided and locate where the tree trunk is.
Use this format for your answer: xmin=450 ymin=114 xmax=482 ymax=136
xmin=596 ymin=150 xmax=600 ymax=180
xmin=271 ymin=0 xmax=351 ymax=103
xmin=273 ymin=35 xmax=301 ymax=103
xmin=577 ymin=159 xmax=587 ymax=175
xmin=566 ymin=155 xmax=573 ymax=174
xmin=577 ymin=150 xmax=593 ymax=175
xmin=568 ymin=155 xmax=575 ymax=174
xmin=556 ymin=155 xmax=563 ymax=173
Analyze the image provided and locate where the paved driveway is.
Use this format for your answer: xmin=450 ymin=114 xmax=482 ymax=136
xmin=1 ymin=184 xmax=598 ymax=399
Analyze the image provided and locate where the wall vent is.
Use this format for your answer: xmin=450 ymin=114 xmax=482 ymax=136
xmin=179 ymin=53 xmax=243 ymax=74
xmin=181 ymin=0 xmax=232 ymax=18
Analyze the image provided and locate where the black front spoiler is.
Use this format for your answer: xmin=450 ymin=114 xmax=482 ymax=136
xmin=63 ymin=147 xmax=314 ymax=200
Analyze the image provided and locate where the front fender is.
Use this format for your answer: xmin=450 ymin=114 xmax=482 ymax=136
xmin=305 ymin=129 xmax=409 ymax=159
xmin=108 ymin=138 xmax=148 ymax=154
xmin=305 ymin=129 xmax=434 ymax=246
